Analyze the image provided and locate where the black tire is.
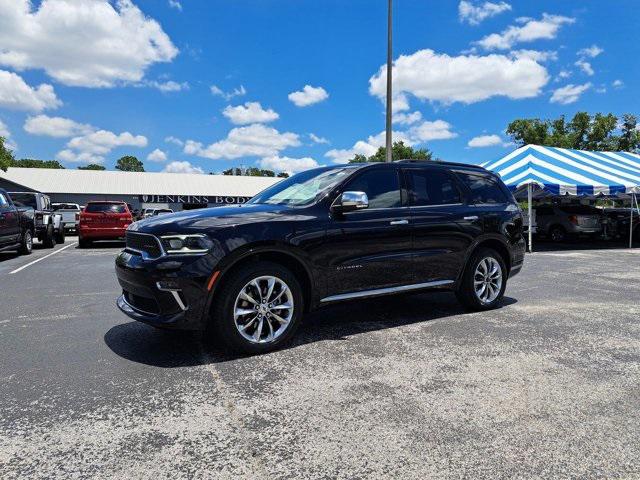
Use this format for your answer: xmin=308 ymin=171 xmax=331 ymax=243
xmin=78 ymin=238 xmax=92 ymax=248
xmin=549 ymin=225 xmax=566 ymax=243
xmin=55 ymin=227 xmax=65 ymax=244
xmin=456 ymin=247 xmax=507 ymax=312
xmin=18 ymin=230 xmax=33 ymax=255
xmin=208 ymin=261 xmax=304 ymax=355
xmin=43 ymin=224 xmax=56 ymax=248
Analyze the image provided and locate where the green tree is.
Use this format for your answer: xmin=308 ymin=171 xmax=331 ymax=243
xmin=348 ymin=141 xmax=433 ymax=163
xmin=618 ymin=114 xmax=640 ymax=152
xmin=115 ymin=155 xmax=144 ymax=172
xmin=277 ymin=172 xmax=290 ymax=178
xmin=223 ymin=167 xmax=288 ymax=177
xmin=11 ymin=158 xmax=65 ymax=169
xmin=78 ymin=164 xmax=106 ymax=170
xmin=0 ymin=137 xmax=14 ymax=172
xmin=506 ymin=118 xmax=550 ymax=146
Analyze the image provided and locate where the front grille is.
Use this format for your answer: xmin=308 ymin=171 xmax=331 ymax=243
xmin=125 ymin=232 xmax=163 ymax=258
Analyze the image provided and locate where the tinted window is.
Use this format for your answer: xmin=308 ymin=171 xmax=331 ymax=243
xmin=8 ymin=193 xmax=37 ymax=209
xmin=345 ymin=169 xmax=401 ymax=209
xmin=86 ymin=203 xmax=127 ymax=213
xmin=0 ymin=193 xmax=8 ymax=207
xmin=405 ymin=169 xmax=461 ymax=206
xmin=456 ymin=173 xmax=509 ymax=204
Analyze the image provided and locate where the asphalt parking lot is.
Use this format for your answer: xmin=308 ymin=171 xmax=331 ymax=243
xmin=1 ymin=238 xmax=639 ymax=479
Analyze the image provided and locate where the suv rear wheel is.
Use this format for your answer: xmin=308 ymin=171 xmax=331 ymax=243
xmin=456 ymin=247 xmax=507 ymax=311
xmin=209 ymin=261 xmax=304 ymax=354
xmin=19 ymin=230 xmax=33 ymax=255
xmin=549 ymin=225 xmax=566 ymax=243
xmin=43 ymin=224 xmax=56 ymax=248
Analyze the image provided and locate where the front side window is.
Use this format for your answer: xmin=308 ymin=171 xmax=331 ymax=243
xmin=0 ymin=193 xmax=8 ymax=207
xmin=456 ymin=172 xmax=509 ymax=204
xmin=405 ymin=170 xmax=461 ymax=206
xmin=344 ymin=169 xmax=402 ymax=209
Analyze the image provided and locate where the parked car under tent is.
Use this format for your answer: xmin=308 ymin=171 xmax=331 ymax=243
xmin=480 ymin=144 xmax=640 ymax=251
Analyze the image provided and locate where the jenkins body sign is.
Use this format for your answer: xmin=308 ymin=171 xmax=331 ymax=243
xmin=139 ymin=195 xmax=251 ymax=205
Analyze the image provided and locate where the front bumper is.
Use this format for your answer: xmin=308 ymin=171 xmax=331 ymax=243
xmin=114 ymin=249 xmax=216 ymax=330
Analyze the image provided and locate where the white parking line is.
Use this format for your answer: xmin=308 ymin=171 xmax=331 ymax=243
xmin=9 ymin=242 xmax=78 ymax=275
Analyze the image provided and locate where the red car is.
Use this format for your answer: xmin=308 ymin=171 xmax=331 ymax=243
xmin=78 ymin=201 xmax=133 ymax=248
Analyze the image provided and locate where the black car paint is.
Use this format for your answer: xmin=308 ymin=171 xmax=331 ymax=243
xmin=0 ymin=189 xmax=35 ymax=252
xmin=115 ymin=162 xmax=525 ymax=330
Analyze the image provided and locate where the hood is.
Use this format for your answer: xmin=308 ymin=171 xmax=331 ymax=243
xmin=129 ymin=203 xmax=292 ymax=235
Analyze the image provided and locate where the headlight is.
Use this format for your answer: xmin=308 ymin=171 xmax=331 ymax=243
xmin=160 ymin=234 xmax=213 ymax=255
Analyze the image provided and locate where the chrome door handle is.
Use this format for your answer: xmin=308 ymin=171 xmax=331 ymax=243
xmin=464 ymin=216 xmax=479 ymax=221
xmin=390 ymin=219 xmax=409 ymax=225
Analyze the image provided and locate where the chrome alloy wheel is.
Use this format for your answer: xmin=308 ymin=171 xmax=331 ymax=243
xmin=25 ymin=232 xmax=33 ymax=252
xmin=473 ymin=257 xmax=503 ymax=304
xmin=233 ymin=275 xmax=294 ymax=344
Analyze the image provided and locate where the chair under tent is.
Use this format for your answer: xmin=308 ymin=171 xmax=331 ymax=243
xmin=481 ymin=144 xmax=640 ymax=251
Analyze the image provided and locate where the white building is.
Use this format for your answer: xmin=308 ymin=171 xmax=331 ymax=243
xmin=0 ymin=168 xmax=281 ymax=211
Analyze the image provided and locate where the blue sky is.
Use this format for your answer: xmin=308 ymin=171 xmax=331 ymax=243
xmin=0 ymin=0 xmax=638 ymax=174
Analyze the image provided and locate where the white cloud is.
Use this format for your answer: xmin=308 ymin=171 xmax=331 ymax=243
xmin=458 ymin=1 xmax=511 ymax=25
xmin=163 ymin=161 xmax=204 ymax=174
xmin=144 ymin=80 xmax=189 ymax=92
xmin=550 ymin=83 xmax=591 ymax=105
xmin=56 ymin=129 xmax=148 ymax=164
xmin=369 ymin=49 xmax=549 ymax=106
xmin=555 ymin=70 xmax=571 ymax=81
xmin=612 ymin=79 xmax=624 ymax=88
xmin=168 ymin=0 xmax=182 ymax=11
xmin=164 ymin=136 xmax=184 ymax=146
xmin=309 ymin=133 xmax=329 ymax=144
xmin=0 ymin=70 xmax=61 ymax=111
xmin=575 ymin=59 xmax=594 ymax=76
xmin=325 ymin=120 xmax=455 ymax=164
xmin=392 ymin=111 xmax=423 ymax=125
xmin=24 ymin=115 xmax=93 ymax=137
xmin=259 ymin=156 xmax=319 ymax=174
xmin=147 ymin=148 xmax=167 ymax=162
xmin=0 ymin=119 xmax=11 ymax=138
xmin=0 ymin=0 xmax=178 ymax=87
xmin=475 ymin=13 xmax=575 ymax=50
xmin=511 ymin=49 xmax=558 ymax=62
xmin=210 ymin=85 xmax=246 ymax=101
xmin=222 ymin=102 xmax=279 ymax=125
xmin=578 ymin=45 xmax=603 ymax=58
xmin=467 ymin=134 xmax=507 ymax=148
xmin=288 ymin=85 xmax=329 ymax=107
xmin=184 ymin=124 xmax=300 ymax=160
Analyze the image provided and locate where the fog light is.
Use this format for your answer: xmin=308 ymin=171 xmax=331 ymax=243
xmin=156 ymin=280 xmax=180 ymax=291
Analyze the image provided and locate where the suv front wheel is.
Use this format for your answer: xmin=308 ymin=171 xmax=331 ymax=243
xmin=456 ymin=248 xmax=507 ymax=311
xmin=209 ymin=261 xmax=304 ymax=354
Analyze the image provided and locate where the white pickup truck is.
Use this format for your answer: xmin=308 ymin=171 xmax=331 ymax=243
xmin=52 ymin=203 xmax=81 ymax=233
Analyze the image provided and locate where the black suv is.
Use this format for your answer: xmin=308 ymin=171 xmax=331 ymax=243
xmin=115 ymin=161 xmax=525 ymax=354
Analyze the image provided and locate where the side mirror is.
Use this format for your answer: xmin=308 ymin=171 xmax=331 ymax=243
xmin=334 ymin=191 xmax=369 ymax=213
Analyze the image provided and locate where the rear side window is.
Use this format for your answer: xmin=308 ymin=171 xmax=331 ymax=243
xmin=86 ymin=203 xmax=127 ymax=213
xmin=456 ymin=172 xmax=510 ymax=204
xmin=404 ymin=169 xmax=461 ymax=206
xmin=345 ymin=169 xmax=401 ymax=209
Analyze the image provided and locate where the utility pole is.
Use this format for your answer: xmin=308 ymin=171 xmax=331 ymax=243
xmin=385 ymin=0 xmax=393 ymax=162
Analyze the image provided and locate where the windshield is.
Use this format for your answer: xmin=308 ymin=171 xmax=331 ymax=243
xmin=86 ymin=203 xmax=127 ymax=213
xmin=248 ymin=168 xmax=353 ymax=207
xmin=9 ymin=193 xmax=37 ymax=209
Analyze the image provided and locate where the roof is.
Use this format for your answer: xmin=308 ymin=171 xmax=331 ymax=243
xmin=0 ymin=168 xmax=281 ymax=196
xmin=482 ymin=145 xmax=640 ymax=196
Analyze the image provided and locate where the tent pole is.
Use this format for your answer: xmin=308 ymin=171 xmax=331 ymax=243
xmin=631 ymin=193 xmax=636 ymax=249
xmin=528 ymin=183 xmax=533 ymax=253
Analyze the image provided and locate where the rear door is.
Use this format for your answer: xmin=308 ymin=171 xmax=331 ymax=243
xmin=0 ymin=192 xmax=19 ymax=246
xmin=403 ymin=167 xmax=473 ymax=283
xmin=324 ymin=166 xmax=413 ymax=296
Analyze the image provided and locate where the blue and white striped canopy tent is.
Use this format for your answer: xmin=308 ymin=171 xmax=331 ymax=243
xmin=481 ymin=144 xmax=640 ymax=250
xmin=481 ymin=144 xmax=640 ymax=197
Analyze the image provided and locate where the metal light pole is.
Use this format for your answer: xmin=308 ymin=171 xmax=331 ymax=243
xmin=385 ymin=0 xmax=393 ymax=162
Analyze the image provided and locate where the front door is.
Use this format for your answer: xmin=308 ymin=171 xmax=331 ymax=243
xmin=324 ymin=167 xmax=413 ymax=297
xmin=0 ymin=192 xmax=19 ymax=246
xmin=403 ymin=168 xmax=473 ymax=283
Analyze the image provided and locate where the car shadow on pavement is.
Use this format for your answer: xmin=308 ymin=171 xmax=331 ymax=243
xmin=0 ymin=243 xmax=54 ymax=263
xmin=104 ymin=292 xmax=517 ymax=368
xmin=531 ymin=238 xmax=636 ymax=252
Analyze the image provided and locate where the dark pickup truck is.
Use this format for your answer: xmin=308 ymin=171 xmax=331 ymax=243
xmin=0 ymin=189 xmax=35 ymax=255
xmin=8 ymin=191 xmax=65 ymax=248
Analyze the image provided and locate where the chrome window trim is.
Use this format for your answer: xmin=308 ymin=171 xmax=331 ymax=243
xmin=320 ymin=280 xmax=454 ymax=303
